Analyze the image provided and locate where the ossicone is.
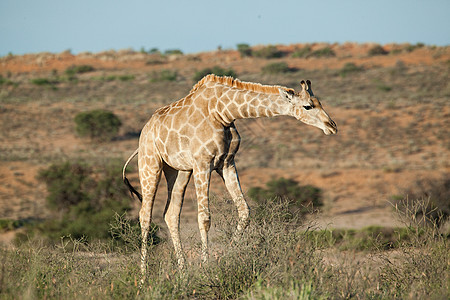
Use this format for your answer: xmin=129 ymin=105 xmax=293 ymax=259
xmin=300 ymin=80 xmax=307 ymax=91
xmin=306 ymin=80 xmax=314 ymax=96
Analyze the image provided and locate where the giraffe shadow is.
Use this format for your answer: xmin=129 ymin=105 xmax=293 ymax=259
xmin=337 ymin=204 xmax=386 ymax=215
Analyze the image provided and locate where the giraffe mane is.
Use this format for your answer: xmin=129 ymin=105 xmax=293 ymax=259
xmin=189 ymin=74 xmax=295 ymax=95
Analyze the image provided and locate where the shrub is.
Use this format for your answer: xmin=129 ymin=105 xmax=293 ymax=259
xmin=110 ymin=213 xmax=160 ymax=250
xmin=368 ymin=45 xmax=389 ymax=56
xmin=0 ymin=75 xmax=15 ymax=86
xmin=261 ymin=62 xmax=293 ymax=74
xmin=404 ymin=42 xmax=425 ymax=53
xmin=309 ymin=47 xmax=336 ymax=58
xmin=253 ymin=45 xmax=284 ymax=59
xmin=0 ymin=219 xmax=29 ymax=232
xmin=193 ymin=66 xmax=237 ymax=82
xmin=148 ymin=48 xmax=160 ymax=54
xmin=378 ymin=204 xmax=449 ymax=298
xmin=150 ymin=69 xmax=177 ymax=82
xmin=339 ymin=62 xmax=364 ymax=77
xmin=37 ymin=161 xmax=91 ymax=212
xmin=101 ymin=75 xmax=117 ymax=82
xmin=146 ymin=56 xmax=166 ymax=65
xmin=375 ymin=80 xmax=393 ymax=92
xmin=237 ymin=43 xmax=252 ymax=57
xmin=292 ymin=46 xmax=312 ymax=58
xmin=33 ymin=160 xmax=158 ymax=243
xmin=74 ymin=109 xmax=122 ymax=142
xmin=31 ymin=78 xmax=57 ymax=86
xmin=397 ymin=176 xmax=450 ymax=227
xmin=117 ymin=74 xmax=135 ymax=81
xmin=65 ymin=65 xmax=95 ymax=76
xmin=164 ymin=49 xmax=183 ymax=55
xmin=248 ymin=177 xmax=322 ymax=217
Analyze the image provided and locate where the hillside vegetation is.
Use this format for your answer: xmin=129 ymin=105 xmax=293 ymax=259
xmin=0 ymin=43 xmax=449 ymax=299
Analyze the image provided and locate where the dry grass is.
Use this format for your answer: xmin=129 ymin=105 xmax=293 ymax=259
xmin=0 ymin=197 xmax=447 ymax=299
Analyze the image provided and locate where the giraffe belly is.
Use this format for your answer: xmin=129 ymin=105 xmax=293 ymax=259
xmin=161 ymin=150 xmax=194 ymax=171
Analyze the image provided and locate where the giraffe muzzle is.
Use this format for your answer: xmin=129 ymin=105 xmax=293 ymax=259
xmin=324 ymin=120 xmax=338 ymax=135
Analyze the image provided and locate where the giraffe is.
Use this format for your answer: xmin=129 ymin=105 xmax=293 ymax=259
xmin=123 ymin=75 xmax=337 ymax=280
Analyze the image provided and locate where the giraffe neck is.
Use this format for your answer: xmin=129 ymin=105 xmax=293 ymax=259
xmin=208 ymin=85 xmax=291 ymax=126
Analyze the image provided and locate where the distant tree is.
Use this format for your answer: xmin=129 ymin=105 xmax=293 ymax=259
xmin=368 ymin=45 xmax=389 ymax=56
xmin=164 ymin=49 xmax=183 ymax=55
xmin=237 ymin=43 xmax=253 ymax=57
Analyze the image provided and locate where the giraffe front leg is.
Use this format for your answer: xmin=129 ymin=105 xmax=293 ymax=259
xmin=193 ymin=164 xmax=212 ymax=263
xmin=220 ymin=163 xmax=250 ymax=236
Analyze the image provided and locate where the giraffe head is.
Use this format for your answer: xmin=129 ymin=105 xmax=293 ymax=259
xmin=279 ymin=80 xmax=337 ymax=135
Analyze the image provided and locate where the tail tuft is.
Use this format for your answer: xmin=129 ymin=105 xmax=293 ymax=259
xmin=124 ymin=176 xmax=142 ymax=202
xmin=123 ymin=149 xmax=142 ymax=202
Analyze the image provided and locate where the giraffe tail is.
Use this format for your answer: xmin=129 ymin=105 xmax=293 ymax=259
xmin=123 ymin=148 xmax=142 ymax=202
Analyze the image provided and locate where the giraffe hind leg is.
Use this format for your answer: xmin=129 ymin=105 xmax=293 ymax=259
xmin=138 ymin=157 xmax=162 ymax=285
xmin=193 ymin=163 xmax=212 ymax=263
xmin=163 ymin=164 xmax=192 ymax=269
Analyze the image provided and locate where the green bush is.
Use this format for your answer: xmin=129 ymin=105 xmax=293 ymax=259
xmin=237 ymin=43 xmax=252 ymax=57
xmin=375 ymin=80 xmax=393 ymax=92
xmin=37 ymin=162 xmax=91 ymax=212
xmin=93 ymin=75 xmax=117 ymax=82
xmin=193 ymin=66 xmax=237 ymax=82
xmin=339 ymin=62 xmax=364 ymax=77
xmin=74 ymin=109 xmax=122 ymax=142
xmin=292 ymin=46 xmax=312 ymax=58
xmin=0 ymin=75 xmax=16 ymax=86
xmin=368 ymin=45 xmax=389 ymax=56
xmin=0 ymin=75 xmax=8 ymax=85
xmin=0 ymin=219 xmax=29 ymax=232
xmin=148 ymin=48 xmax=160 ymax=54
xmin=164 ymin=49 xmax=183 ymax=55
xmin=253 ymin=45 xmax=284 ymax=59
xmin=117 ymin=74 xmax=135 ymax=81
xmin=65 ymin=65 xmax=95 ymax=76
xmin=32 ymin=160 xmax=157 ymax=244
xmin=309 ymin=47 xmax=336 ymax=58
xmin=248 ymin=177 xmax=322 ymax=218
xmin=31 ymin=78 xmax=57 ymax=86
xmin=261 ymin=62 xmax=293 ymax=74
xmin=150 ymin=69 xmax=177 ymax=82
xmin=404 ymin=42 xmax=425 ymax=53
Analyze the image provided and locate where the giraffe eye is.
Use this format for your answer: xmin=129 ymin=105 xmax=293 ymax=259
xmin=303 ymin=105 xmax=313 ymax=110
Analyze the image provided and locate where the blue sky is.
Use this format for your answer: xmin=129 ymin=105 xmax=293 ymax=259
xmin=1 ymin=0 xmax=449 ymax=56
